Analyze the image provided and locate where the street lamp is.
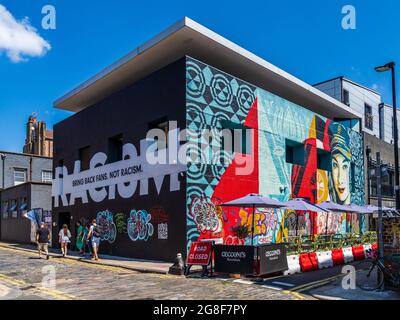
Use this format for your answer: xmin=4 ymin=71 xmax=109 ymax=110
xmin=375 ymin=62 xmax=399 ymax=210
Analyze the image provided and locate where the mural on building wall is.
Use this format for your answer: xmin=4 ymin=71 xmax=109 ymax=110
xmin=185 ymin=57 xmax=365 ymax=250
xmin=96 ymin=210 xmax=117 ymax=243
xmin=127 ymin=209 xmax=154 ymax=242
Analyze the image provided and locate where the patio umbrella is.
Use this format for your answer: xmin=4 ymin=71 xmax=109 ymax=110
xmin=221 ymin=193 xmax=287 ymax=245
xmin=281 ymin=198 xmax=329 ymax=236
xmin=366 ymin=205 xmax=395 ymax=212
xmin=347 ymin=204 xmax=374 ymax=214
xmin=317 ymin=201 xmax=357 ymax=212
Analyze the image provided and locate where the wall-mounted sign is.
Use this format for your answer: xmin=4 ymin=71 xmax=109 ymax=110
xmin=52 ymin=136 xmax=186 ymax=207
xmin=214 ymin=245 xmax=255 ymax=274
xmin=257 ymin=243 xmax=288 ymax=275
xmin=186 ymin=241 xmax=212 ymax=266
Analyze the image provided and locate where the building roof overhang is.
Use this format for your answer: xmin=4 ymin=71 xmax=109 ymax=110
xmin=54 ymin=17 xmax=361 ymax=120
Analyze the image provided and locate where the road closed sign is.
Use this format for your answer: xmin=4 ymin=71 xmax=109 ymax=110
xmin=187 ymin=241 xmax=212 ymax=266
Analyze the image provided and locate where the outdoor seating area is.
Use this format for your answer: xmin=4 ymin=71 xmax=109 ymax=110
xmin=201 ymin=194 xmax=393 ymax=277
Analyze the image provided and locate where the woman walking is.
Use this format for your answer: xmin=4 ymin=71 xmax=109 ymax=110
xmin=58 ymin=224 xmax=71 ymax=257
xmin=76 ymin=221 xmax=84 ymax=255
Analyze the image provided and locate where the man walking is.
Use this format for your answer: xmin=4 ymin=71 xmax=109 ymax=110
xmin=36 ymin=222 xmax=50 ymax=260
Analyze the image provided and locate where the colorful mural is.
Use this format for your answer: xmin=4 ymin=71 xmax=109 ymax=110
xmin=185 ymin=57 xmax=365 ymax=250
xmin=96 ymin=210 xmax=117 ymax=243
xmin=127 ymin=209 xmax=154 ymax=242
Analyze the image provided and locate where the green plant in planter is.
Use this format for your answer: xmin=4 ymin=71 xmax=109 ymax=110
xmin=231 ymin=225 xmax=250 ymax=241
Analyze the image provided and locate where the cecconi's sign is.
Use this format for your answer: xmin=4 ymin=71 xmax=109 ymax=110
xmin=52 ymin=130 xmax=186 ymax=208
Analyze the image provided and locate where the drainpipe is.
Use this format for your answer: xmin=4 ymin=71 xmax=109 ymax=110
xmin=29 ymin=156 xmax=33 ymax=182
xmin=1 ymin=153 xmax=5 ymax=189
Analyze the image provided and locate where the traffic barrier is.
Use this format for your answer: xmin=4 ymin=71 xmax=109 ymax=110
xmin=299 ymin=252 xmax=318 ymax=272
xmin=284 ymin=255 xmax=301 ymax=275
xmin=372 ymin=243 xmax=378 ymax=255
xmin=363 ymin=244 xmax=373 ymax=259
xmin=342 ymin=247 xmax=354 ymax=263
xmin=316 ymin=251 xmax=333 ymax=269
xmin=331 ymin=248 xmax=345 ymax=266
xmin=352 ymin=245 xmax=366 ymax=261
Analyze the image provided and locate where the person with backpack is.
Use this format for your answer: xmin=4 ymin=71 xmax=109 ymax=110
xmin=82 ymin=223 xmax=93 ymax=258
xmin=87 ymin=219 xmax=101 ymax=261
xmin=58 ymin=224 xmax=72 ymax=257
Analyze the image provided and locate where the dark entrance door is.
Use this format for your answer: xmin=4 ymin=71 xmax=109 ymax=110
xmin=57 ymin=212 xmax=71 ymax=248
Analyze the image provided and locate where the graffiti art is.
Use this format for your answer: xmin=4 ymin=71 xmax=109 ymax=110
xmin=127 ymin=210 xmax=154 ymax=242
xmin=96 ymin=210 xmax=117 ymax=243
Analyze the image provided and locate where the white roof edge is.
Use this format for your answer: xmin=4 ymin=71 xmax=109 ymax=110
xmin=342 ymin=77 xmax=381 ymax=96
xmin=54 ymin=17 xmax=362 ymax=120
xmin=184 ymin=18 xmax=360 ymax=118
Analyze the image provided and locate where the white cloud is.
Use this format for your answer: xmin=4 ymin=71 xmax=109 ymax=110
xmin=0 ymin=4 xmax=51 ymax=62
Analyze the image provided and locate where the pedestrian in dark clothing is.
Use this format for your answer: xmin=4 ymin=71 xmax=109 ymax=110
xmin=36 ymin=222 xmax=50 ymax=260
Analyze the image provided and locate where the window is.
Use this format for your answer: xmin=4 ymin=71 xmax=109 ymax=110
xmin=220 ymin=120 xmax=251 ymax=155
xmin=79 ymin=146 xmax=91 ymax=171
xmin=317 ymin=149 xmax=331 ymax=171
xmin=343 ymin=90 xmax=350 ymax=106
xmin=42 ymin=170 xmax=52 ymax=183
xmin=149 ymin=118 xmax=169 ymax=149
xmin=285 ymin=140 xmax=305 ymax=166
xmin=364 ymin=104 xmax=373 ymax=130
xmin=108 ymin=134 xmax=123 ymax=163
xmin=14 ymin=168 xmax=27 ymax=186
xmin=20 ymin=197 xmax=28 ymax=213
xmin=10 ymin=200 xmax=17 ymax=218
xmin=2 ymin=201 xmax=8 ymax=219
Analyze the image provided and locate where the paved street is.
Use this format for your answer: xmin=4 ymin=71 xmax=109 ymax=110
xmin=0 ymin=246 xmax=314 ymax=300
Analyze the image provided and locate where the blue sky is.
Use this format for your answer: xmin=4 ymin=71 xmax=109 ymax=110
xmin=0 ymin=0 xmax=399 ymax=152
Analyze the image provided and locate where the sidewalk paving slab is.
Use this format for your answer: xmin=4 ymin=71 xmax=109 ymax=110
xmin=0 ymin=242 xmax=172 ymax=275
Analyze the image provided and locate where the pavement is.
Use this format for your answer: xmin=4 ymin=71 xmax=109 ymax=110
xmin=0 ymin=241 xmax=172 ymax=274
xmin=0 ymin=245 xmax=312 ymax=300
xmin=1 ymin=241 xmax=400 ymax=300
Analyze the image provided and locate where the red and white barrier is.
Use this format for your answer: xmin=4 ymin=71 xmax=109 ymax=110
xmin=342 ymin=247 xmax=354 ymax=263
xmin=284 ymin=255 xmax=302 ymax=275
xmin=316 ymin=251 xmax=333 ymax=269
xmin=284 ymin=243 xmax=378 ymax=275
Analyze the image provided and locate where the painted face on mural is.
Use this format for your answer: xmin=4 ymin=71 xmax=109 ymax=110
xmin=332 ymin=154 xmax=350 ymax=203
xmin=330 ymin=124 xmax=351 ymax=205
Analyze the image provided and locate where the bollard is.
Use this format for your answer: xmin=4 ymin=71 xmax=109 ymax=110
xmin=169 ymin=253 xmax=185 ymax=276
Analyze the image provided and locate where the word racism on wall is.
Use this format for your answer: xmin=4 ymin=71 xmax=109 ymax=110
xmin=52 ymin=136 xmax=186 ymax=207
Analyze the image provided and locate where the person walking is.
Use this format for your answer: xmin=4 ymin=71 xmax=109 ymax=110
xmin=36 ymin=222 xmax=50 ymax=260
xmin=87 ymin=219 xmax=101 ymax=261
xmin=58 ymin=224 xmax=71 ymax=257
xmin=76 ymin=221 xmax=84 ymax=255
xmin=82 ymin=223 xmax=92 ymax=257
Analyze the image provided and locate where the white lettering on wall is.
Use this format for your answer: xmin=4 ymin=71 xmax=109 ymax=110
xmin=52 ymin=137 xmax=186 ymax=207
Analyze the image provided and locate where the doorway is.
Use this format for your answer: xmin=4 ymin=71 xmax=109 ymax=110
xmin=58 ymin=212 xmax=71 ymax=229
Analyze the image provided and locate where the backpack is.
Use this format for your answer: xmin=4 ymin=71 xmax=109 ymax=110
xmin=93 ymin=225 xmax=101 ymax=238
